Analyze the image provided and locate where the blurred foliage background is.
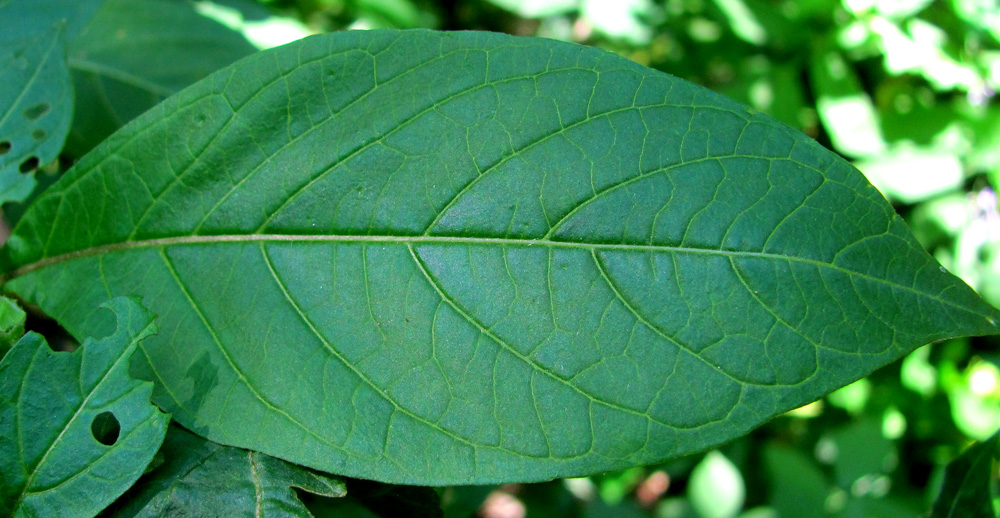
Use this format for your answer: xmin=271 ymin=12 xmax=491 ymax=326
xmin=21 ymin=0 xmax=1000 ymax=516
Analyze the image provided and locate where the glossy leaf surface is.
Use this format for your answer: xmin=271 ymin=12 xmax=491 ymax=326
xmin=3 ymin=30 xmax=999 ymax=484
xmin=107 ymin=426 xmax=345 ymax=518
xmin=0 ymin=297 xmax=168 ymax=517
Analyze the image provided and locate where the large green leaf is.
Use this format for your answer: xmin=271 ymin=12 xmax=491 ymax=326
xmin=107 ymin=425 xmax=345 ymax=518
xmin=2 ymin=29 xmax=998 ymax=484
xmin=0 ymin=297 xmax=168 ymax=517
xmin=64 ymin=0 xmax=258 ymax=156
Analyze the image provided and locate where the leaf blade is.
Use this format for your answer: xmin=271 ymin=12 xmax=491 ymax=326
xmin=2 ymin=29 xmax=998 ymax=485
xmin=0 ymin=297 xmax=168 ymax=517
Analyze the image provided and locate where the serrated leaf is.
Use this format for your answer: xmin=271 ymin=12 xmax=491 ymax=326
xmin=930 ymin=430 xmax=1000 ymax=518
xmin=2 ymin=30 xmax=999 ymax=485
xmin=106 ymin=425 xmax=345 ymax=518
xmin=0 ymin=23 xmax=71 ymax=205
xmin=64 ymin=0 xmax=258 ymax=156
xmin=0 ymin=297 xmax=168 ymax=518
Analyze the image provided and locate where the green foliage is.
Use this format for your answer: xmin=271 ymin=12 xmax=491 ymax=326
xmin=0 ymin=297 xmax=167 ymax=518
xmin=0 ymin=295 xmax=25 ymax=357
xmin=0 ymin=23 xmax=70 ymax=205
xmin=931 ymin=430 xmax=1000 ymax=518
xmin=64 ymin=0 xmax=259 ymax=156
xmin=4 ymin=28 xmax=998 ymax=486
xmin=2 ymin=0 xmax=1000 ymax=516
xmin=107 ymin=426 xmax=345 ymax=518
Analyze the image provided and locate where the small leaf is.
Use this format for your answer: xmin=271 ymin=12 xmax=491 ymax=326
xmin=688 ymin=451 xmax=745 ymax=518
xmin=2 ymin=30 xmax=999 ymax=485
xmin=931 ymin=430 xmax=1000 ymax=518
xmin=0 ymin=295 xmax=26 ymax=358
xmin=107 ymin=425 xmax=346 ymax=518
xmin=0 ymin=23 xmax=71 ymax=205
xmin=0 ymin=297 xmax=168 ymax=518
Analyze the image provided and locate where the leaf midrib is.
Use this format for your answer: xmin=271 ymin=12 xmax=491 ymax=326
xmin=6 ymin=233 xmax=991 ymax=322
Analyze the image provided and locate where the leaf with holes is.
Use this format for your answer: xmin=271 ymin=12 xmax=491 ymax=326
xmin=2 ymin=30 xmax=999 ymax=485
xmin=0 ymin=297 xmax=168 ymax=517
xmin=0 ymin=22 xmax=72 ymax=205
xmin=106 ymin=426 xmax=345 ymax=518
xmin=64 ymin=0 xmax=259 ymax=157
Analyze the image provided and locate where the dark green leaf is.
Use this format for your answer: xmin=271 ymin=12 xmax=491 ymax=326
xmin=107 ymin=425 xmax=345 ymax=518
xmin=930 ymin=430 xmax=1000 ymax=518
xmin=0 ymin=23 xmax=71 ymax=205
xmin=2 ymin=29 xmax=998 ymax=485
xmin=763 ymin=444 xmax=827 ymax=518
xmin=64 ymin=0 xmax=258 ymax=156
xmin=0 ymin=297 xmax=168 ymax=518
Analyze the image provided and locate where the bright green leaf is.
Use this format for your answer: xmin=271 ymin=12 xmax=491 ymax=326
xmin=688 ymin=451 xmax=745 ymax=518
xmin=2 ymin=30 xmax=999 ymax=485
xmin=930 ymin=429 xmax=1000 ymax=518
xmin=107 ymin=425 xmax=345 ymax=518
xmin=0 ymin=295 xmax=25 ymax=358
xmin=854 ymin=147 xmax=964 ymax=204
xmin=0 ymin=297 xmax=168 ymax=518
xmin=64 ymin=0 xmax=259 ymax=156
xmin=486 ymin=0 xmax=579 ymax=19
xmin=0 ymin=23 xmax=71 ymax=205
xmin=809 ymin=44 xmax=886 ymax=158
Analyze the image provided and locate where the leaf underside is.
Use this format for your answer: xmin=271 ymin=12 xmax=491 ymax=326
xmin=0 ymin=297 xmax=167 ymax=517
xmin=2 ymin=30 xmax=998 ymax=484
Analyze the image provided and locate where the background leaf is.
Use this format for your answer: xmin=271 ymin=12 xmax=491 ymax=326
xmin=2 ymin=29 xmax=999 ymax=485
xmin=106 ymin=425 xmax=345 ymax=518
xmin=0 ymin=0 xmax=103 ymax=47
xmin=0 ymin=295 xmax=25 ymax=358
xmin=64 ymin=0 xmax=259 ymax=157
xmin=930 ymin=429 xmax=1000 ymax=518
xmin=0 ymin=296 xmax=168 ymax=518
xmin=0 ymin=23 xmax=71 ymax=205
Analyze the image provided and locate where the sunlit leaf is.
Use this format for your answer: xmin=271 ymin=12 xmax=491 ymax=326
xmin=688 ymin=451 xmax=744 ymax=518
